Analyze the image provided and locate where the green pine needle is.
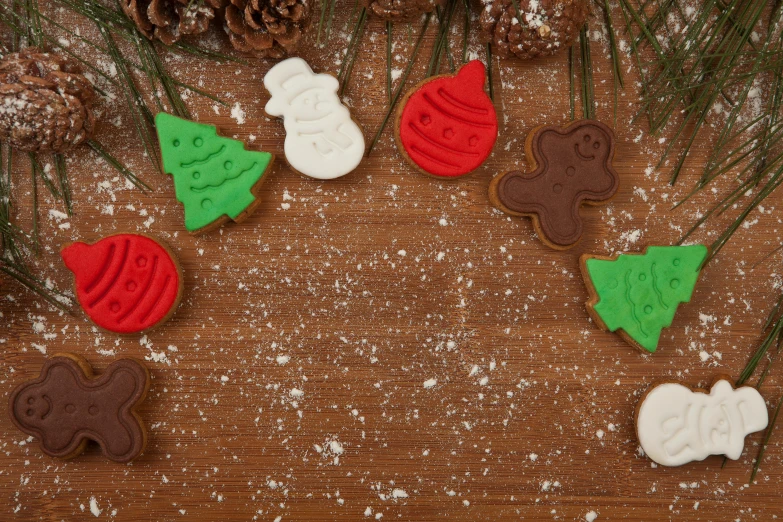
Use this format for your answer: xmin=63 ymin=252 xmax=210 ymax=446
xmin=624 ymin=0 xmax=783 ymax=261
xmin=601 ymin=0 xmax=623 ymax=126
xmin=462 ymin=0 xmax=469 ymax=63
xmin=0 ymin=258 xmax=71 ymax=311
xmin=579 ymin=24 xmax=595 ymax=120
xmin=427 ymin=0 xmax=458 ymax=78
xmin=750 ymin=394 xmax=782 ymax=484
xmin=368 ymin=13 xmax=432 ymax=156
xmin=338 ymin=7 xmax=368 ymax=97
xmin=88 ymin=140 xmax=151 ymax=192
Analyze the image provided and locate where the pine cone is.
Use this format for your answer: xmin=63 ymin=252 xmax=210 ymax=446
xmin=121 ymin=0 xmax=225 ymax=45
xmin=224 ymin=0 xmax=311 ymax=59
xmin=362 ymin=0 xmax=445 ymax=20
xmin=480 ymin=0 xmax=590 ymax=60
xmin=0 ymin=49 xmax=96 ymax=154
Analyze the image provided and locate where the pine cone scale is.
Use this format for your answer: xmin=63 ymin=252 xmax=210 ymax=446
xmin=362 ymin=0 xmax=445 ymax=21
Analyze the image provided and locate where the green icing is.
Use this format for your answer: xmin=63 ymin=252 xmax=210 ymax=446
xmin=585 ymin=245 xmax=708 ymax=353
xmin=156 ymin=112 xmax=273 ymax=232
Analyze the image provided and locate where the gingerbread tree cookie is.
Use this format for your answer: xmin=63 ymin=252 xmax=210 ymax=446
xmin=581 ymin=244 xmax=708 ymax=353
xmin=156 ymin=113 xmax=274 ymax=234
xmin=489 ymin=120 xmax=620 ymax=249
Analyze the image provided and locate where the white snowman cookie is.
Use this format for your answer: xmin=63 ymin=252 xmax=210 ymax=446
xmin=264 ymin=57 xmax=365 ymax=180
xmin=635 ymin=377 xmax=768 ymax=467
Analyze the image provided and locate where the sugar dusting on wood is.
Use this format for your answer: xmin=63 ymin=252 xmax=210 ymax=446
xmin=1 ymin=3 xmax=782 ymax=521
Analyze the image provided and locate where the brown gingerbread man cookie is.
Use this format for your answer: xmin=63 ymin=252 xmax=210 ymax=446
xmin=9 ymin=354 xmax=150 ymax=463
xmin=489 ymin=120 xmax=620 ymax=250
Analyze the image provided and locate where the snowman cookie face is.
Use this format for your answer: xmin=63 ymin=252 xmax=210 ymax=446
xmin=264 ymin=57 xmax=365 ymax=180
xmin=635 ymin=378 xmax=768 ymax=467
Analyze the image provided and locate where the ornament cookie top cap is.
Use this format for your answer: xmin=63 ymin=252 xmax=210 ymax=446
xmin=396 ymin=60 xmax=498 ymax=178
xmin=61 ymin=233 xmax=183 ymax=334
xmin=264 ymin=57 xmax=365 ymax=180
xmin=9 ymin=354 xmax=150 ymax=463
xmin=636 ymin=378 xmax=768 ymax=467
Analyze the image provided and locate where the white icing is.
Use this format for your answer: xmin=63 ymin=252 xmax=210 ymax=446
xmin=264 ymin=57 xmax=365 ymax=180
xmin=636 ymin=379 xmax=768 ymax=467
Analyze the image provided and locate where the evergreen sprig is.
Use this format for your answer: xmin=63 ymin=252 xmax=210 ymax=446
xmin=0 ymin=0 xmax=228 ymax=308
xmin=621 ymin=0 xmax=783 ymax=263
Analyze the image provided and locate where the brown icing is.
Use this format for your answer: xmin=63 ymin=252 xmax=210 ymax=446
xmin=492 ymin=120 xmax=620 ymax=249
xmin=9 ymin=354 xmax=149 ymax=463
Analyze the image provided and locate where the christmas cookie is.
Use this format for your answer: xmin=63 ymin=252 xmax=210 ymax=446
xmin=395 ymin=60 xmax=497 ymax=178
xmin=489 ymin=120 xmax=620 ymax=249
xmin=61 ymin=233 xmax=183 ymax=334
xmin=636 ymin=377 xmax=768 ymax=467
xmin=9 ymin=353 xmax=150 ymax=463
xmin=580 ymin=244 xmax=708 ymax=353
xmin=264 ymin=57 xmax=365 ymax=180
xmin=156 ymin=112 xmax=274 ymax=234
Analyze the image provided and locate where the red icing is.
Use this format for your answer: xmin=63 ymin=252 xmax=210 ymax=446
xmin=399 ymin=60 xmax=498 ymax=178
xmin=61 ymin=234 xmax=181 ymax=334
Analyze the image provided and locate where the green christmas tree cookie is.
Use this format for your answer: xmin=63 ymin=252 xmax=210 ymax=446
xmin=581 ymin=244 xmax=708 ymax=353
xmin=156 ymin=113 xmax=274 ymax=234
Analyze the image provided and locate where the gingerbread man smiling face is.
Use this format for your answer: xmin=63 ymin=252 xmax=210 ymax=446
xmin=489 ymin=120 xmax=620 ymax=249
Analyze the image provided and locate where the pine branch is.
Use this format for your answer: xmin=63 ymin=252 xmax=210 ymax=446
xmin=579 ymin=24 xmax=595 ymax=119
xmin=88 ymin=140 xmax=151 ymax=192
xmin=338 ymin=7 xmax=368 ymax=97
xmin=368 ymin=13 xmax=432 ymax=155
xmin=0 ymin=258 xmax=71 ymax=311
xmin=624 ymin=0 xmax=783 ymax=260
xmin=751 ymin=394 xmax=783 ymax=483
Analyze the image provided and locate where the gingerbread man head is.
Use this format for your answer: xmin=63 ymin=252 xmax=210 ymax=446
xmin=490 ymin=120 xmax=620 ymax=249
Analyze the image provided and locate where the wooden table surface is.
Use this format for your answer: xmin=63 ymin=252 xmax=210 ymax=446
xmin=2 ymin=4 xmax=782 ymax=521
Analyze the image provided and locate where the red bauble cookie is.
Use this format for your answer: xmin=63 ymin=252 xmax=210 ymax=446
xmin=396 ymin=60 xmax=498 ymax=178
xmin=61 ymin=234 xmax=183 ymax=334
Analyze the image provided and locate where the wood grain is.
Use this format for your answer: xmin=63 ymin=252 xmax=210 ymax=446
xmin=2 ymin=4 xmax=783 ymax=521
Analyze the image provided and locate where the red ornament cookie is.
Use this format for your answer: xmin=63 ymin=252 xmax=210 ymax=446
xmin=395 ymin=60 xmax=498 ymax=178
xmin=61 ymin=233 xmax=183 ymax=334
